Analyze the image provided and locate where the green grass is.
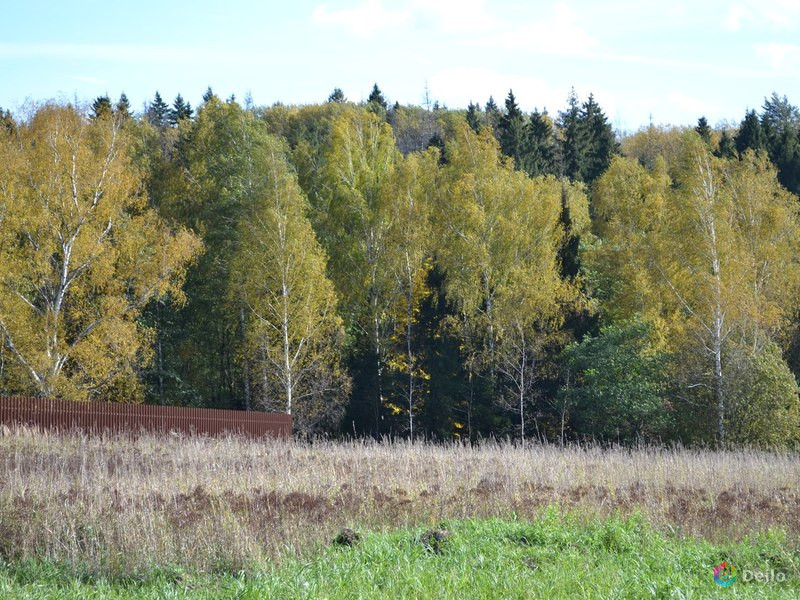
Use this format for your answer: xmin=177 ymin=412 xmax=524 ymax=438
xmin=1 ymin=511 xmax=798 ymax=599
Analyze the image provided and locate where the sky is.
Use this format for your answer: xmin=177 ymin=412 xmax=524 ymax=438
xmin=2 ymin=0 xmax=799 ymax=131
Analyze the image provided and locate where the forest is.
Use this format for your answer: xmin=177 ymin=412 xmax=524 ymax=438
xmin=1 ymin=85 xmax=800 ymax=447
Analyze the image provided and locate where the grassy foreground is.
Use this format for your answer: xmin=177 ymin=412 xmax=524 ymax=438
xmin=2 ymin=427 xmax=799 ymax=576
xmin=1 ymin=512 xmax=798 ymax=598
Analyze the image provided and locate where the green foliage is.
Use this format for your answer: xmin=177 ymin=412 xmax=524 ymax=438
xmin=591 ymin=132 xmax=800 ymax=443
xmin=232 ymin=135 xmax=348 ymax=431
xmin=367 ymin=83 xmax=388 ymax=112
xmin=327 ymin=87 xmax=346 ymax=103
xmin=2 ymin=515 xmax=797 ymax=598
xmin=525 ymin=109 xmax=557 ymax=177
xmin=90 ymin=95 xmax=112 ymax=120
xmin=498 ymin=89 xmax=526 ymax=168
xmin=695 ymin=116 xmax=712 ymax=145
xmin=725 ymin=342 xmax=800 ymax=447
xmin=0 ymin=103 xmax=201 ymax=401
xmin=465 ymin=101 xmax=482 ymax=133
xmin=146 ymin=91 xmax=169 ymax=129
xmin=115 ymin=93 xmax=131 ymax=120
xmin=168 ymin=94 xmax=193 ymax=127
xmin=735 ymin=109 xmax=767 ymax=156
xmin=560 ymin=320 xmax=673 ymax=442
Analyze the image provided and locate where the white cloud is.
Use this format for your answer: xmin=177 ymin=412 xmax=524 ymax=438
xmin=722 ymin=5 xmax=750 ymax=33
xmin=407 ymin=0 xmax=496 ymax=34
xmin=311 ymin=1 xmax=411 ymax=39
xmin=0 ymin=43 xmax=281 ymax=67
xmin=754 ymin=42 xmax=800 ymax=70
xmin=471 ymin=2 xmax=597 ymax=56
xmin=722 ymin=0 xmax=800 ymax=32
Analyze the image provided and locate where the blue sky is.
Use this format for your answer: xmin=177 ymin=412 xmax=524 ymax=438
xmin=2 ymin=0 xmax=799 ymax=131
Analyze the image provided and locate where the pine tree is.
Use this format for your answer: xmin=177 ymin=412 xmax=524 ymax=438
xmin=367 ymin=83 xmax=388 ymax=110
xmin=715 ymin=130 xmax=736 ymax=159
xmin=580 ymin=94 xmax=617 ymax=184
xmin=90 ymin=95 xmax=112 ymax=120
xmin=202 ymin=86 xmax=216 ymax=103
xmin=115 ymin=93 xmax=131 ymax=119
xmin=760 ymin=94 xmax=800 ymax=195
xmin=484 ymin=96 xmax=501 ymax=134
xmin=147 ymin=91 xmax=170 ymax=128
xmin=498 ymin=90 xmax=528 ymax=170
xmin=695 ymin=116 xmax=712 ymax=145
xmin=735 ymin=109 xmax=766 ymax=156
xmin=0 ymin=108 xmax=14 ymax=134
xmin=525 ymin=109 xmax=556 ymax=177
xmin=466 ymin=102 xmax=482 ymax=133
xmin=558 ymin=89 xmax=586 ymax=181
xmin=327 ymin=88 xmax=346 ymax=103
xmin=169 ymin=94 xmax=193 ymax=127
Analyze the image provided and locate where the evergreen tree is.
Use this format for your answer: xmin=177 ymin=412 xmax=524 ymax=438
xmin=498 ymin=89 xmax=528 ymax=169
xmin=327 ymin=87 xmax=346 ymax=103
xmin=147 ymin=91 xmax=170 ymax=128
xmin=735 ymin=109 xmax=766 ymax=156
xmin=169 ymin=94 xmax=193 ymax=126
xmin=367 ymin=83 xmax=388 ymax=110
xmin=202 ymin=86 xmax=216 ymax=103
xmin=695 ymin=116 xmax=712 ymax=145
xmin=715 ymin=130 xmax=736 ymax=159
xmin=558 ymin=89 xmax=586 ymax=181
xmin=760 ymin=94 xmax=800 ymax=194
xmin=90 ymin=95 xmax=112 ymax=120
xmin=580 ymin=94 xmax=616 ymax=184
xmin=115 ymin=93 xmax=131 ymax=119
xmin=525 ymin=109 xmax=556 ymax=177
xmin=0 ymin=108 xmax=14 ymax=134
xmin=484 ymin=96 xmax=501 ymax=134
xmin=466 ymin=102 xmax=482 ymax=133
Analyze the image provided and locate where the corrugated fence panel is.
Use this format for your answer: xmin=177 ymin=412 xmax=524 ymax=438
xmin=0 ymin=396 xmax=291 ymax=438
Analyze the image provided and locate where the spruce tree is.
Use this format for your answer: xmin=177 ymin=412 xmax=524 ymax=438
xmin=525 ymin=109 xmax=556 ymax=177
xmin=170 ymin=94 xmax=193 ymax=126
xmin=466 ymin=102 xmax=482 ymax=133
xmin=484 ymin=96 xmax=501 ymax=134
xmin=716 ymin=130 xmax=736 ymax=159
xmin=761 ymin=94 xmax=800 ymax=195
xmin=115 ymin=93 xmax=131 ymax=119
xmin=558 ymin=89 xmax=586 ymax=181
xmin=90 ymin=95 xmax=112 ymax=120
xmin=327 ymin=87 xmax=346 ymax=103
xmin=695 ymin=116 xmax=712 ymax=146
xmin=147 ymin=91 xmax=170 ymax=128
xmin=0 ymin=108 xmax=14 ymax=134
xmin=580 ymin=94 xmax=616 ymax=184
xmin=498 ymin=89 xmax=528 ymax=170
xmin=367 ymin=83 xmax=388 ymax=110
xmin=202 ymin=86 xmax=216 ymax=103
xmin=735 ymin=110 xmax=766 ymax=155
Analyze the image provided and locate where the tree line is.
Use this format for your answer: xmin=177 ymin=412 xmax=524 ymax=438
xmin=1 ymin=85 xmax=799 ymax=446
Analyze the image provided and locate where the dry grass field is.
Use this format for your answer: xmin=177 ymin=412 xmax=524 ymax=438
xmin=0 ymin=427 xmax=798 ymax=577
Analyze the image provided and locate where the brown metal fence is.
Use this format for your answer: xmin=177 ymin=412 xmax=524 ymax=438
xmin=0 ymin=396 xmax=291 ymax=438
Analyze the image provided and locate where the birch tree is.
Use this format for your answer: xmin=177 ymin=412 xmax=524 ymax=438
xmin=318 ymin=108 xmax=401 ymax=433
xmin=0 ymin=103 xmax=201 ymax=400
xmin=234 ymin=136 xmax=348 ymax=433
xmin=592 ymin=132 xmax=800 ymax=443
xmin=384 ymin=148 xmax=438 ymax=439
xmin=435 ymin=124 xmax=584 ymax=443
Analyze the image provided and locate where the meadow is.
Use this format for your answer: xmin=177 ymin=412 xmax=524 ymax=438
xmin=0 ymin=427 xmax=798 ymax=597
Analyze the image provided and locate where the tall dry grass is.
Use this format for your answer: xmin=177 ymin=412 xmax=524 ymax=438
xmin=0 ymin=426 xmax=797 ymax=575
